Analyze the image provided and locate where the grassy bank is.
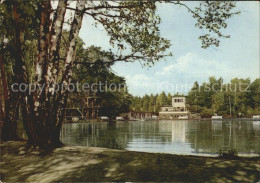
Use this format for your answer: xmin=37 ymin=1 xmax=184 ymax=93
xmin=0 ymin=141 xmax=260 ymax=183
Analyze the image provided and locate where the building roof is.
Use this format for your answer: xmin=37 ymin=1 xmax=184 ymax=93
xmin=161 ymin=105 xmax=173 ymax=107
xmin=172 ymin=96 xmax=186 ymax=98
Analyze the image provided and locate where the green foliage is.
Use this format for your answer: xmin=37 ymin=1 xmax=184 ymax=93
xmin=131 ymin=77 xmax=259 ymax=118
xmin=193 ymin=1 xmax=240 ymax=48
xmin=100 ymin=91 xmax=131 ymax=117
xmin=88 ymin=1 xmax=171 ymax=65
xmin=0 ymin=0 xmax=39 ymax=85
xmin=200 ymin=108 xmax=214 ymax=119
xmin=187 ymin=77 xmax=260 ymax=118
xmin=246 ymin=78 xmax=260 ymax=110
xmin=130 ymin=92 xmax=179 ymax=113
xmin=72 ymin=45 xmax=132 ymax=117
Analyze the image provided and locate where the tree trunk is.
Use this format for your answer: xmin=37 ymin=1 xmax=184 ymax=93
xmin=0 ymin=55 xmax=6 ymax=122
xmin=0 ymin=55 xmax=20 ymax=140
xmin=24 ymin=0 xmax=85 ymax=148
xmin=50 ymin=0 xmax=86 ymax=147
xmin=3 ymin=0 xmax=86 ymax=149
xmin=10 ymin=1 xmax=37 ymax=144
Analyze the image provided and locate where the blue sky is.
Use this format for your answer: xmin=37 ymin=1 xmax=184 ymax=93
xmin=79 ymin=2 xmax=259 ymax=96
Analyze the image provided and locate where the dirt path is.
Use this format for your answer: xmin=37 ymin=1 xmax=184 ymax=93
xmin=0 ymin=141 xmax=260 ymax=182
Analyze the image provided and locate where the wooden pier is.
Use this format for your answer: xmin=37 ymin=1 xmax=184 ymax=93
xmin=65 ymin=94 xmax=101 ymax=121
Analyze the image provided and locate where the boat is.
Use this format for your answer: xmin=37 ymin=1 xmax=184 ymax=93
xmin=252 ymin=115 xmax=260 ymax=120
xmin=100 ymin=116 xmax=109 ymax=121
xmin=211 ymin=115 xmax=222 ymax=120
xmin=152 ymin=115 xmax=158 ymax=120
xmin=178 ymin=116 xmax=189 ymax=120
xmin=116 ymin=117 xmax=124 ymax=121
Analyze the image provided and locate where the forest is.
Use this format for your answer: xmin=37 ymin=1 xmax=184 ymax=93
xmin=130 ymin=77 xmax=260 ymax=118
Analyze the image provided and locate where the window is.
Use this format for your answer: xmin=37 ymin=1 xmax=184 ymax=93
xmin=174 ymin=98 xmax=184 ymax=102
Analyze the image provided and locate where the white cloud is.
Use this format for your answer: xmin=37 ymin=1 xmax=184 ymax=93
xmin=116 ymin=52 xmax=256 ymax=96
xmin=124 ymin=74 xmax=159 ymax=96
xmin=126 ymin=74 xmax=152 ymax=87
xmin=156 ymin=53 xmax=193 ymax=76
xmin=156 ymin=52 xmax=247 ymax=82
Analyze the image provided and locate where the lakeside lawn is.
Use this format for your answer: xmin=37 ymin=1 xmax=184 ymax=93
xmin=1 ymin=141 xmax=259 ymax=183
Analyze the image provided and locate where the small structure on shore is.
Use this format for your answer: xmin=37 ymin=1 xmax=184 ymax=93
xmin=159 ymin=96 xmax=190 ymax=119
xmin=252 ymin=115 xmax=260 ymax=120
xmin=152 ymin=115 xmax=158 ymax=120
xmin=211 ymin=115 xmax=223 ymax=120
xmin=126 ymin=111 xmax=156 ymax=120
xmin=116 ymin=117 xmax=124 ymax=121
xmin=100 ymin=116 xmax=109 ymax=121
xmin=178 ymin=116 xmax=189 ymax=120
xmin=65 ymin=94 xmax=101 ymax=121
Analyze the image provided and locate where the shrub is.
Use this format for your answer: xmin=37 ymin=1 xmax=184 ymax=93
xmin=200 ymin=108 xmax=214 ymax=118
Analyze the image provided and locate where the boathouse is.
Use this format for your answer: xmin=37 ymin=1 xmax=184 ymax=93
xmin=159 ymin=96 xmax=190 ymax=119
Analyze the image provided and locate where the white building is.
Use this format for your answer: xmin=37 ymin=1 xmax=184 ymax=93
xmin=159 ymin=96 xmax=190 ymax=119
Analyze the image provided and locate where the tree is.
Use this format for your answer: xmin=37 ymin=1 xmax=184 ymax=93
xmin=159 ymin=92 xmax=168 ymax=106
xmin=200 ymin=108 xmax=214 ymax=119
xmin=1 ymin=0 xmax=170 ymax=147
xmin=148 ymin=94 xmax=155 ymax=112
xmin=167 ymin=93 xmax=172 ymax=105
xmin=71 ymin=45 xmax=132 ymax=118
xmin=0 ymin=0 xmax=239 ymax=148
xmin=142 ymin=94 xmax=150 ymax=112
xmin=246 ymin=78 xmax=260 ymax=115
xmin=187 ymin=81 xmax=201 ymax=113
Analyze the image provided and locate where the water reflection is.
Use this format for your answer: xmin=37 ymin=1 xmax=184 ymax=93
xmin=60 ymin=120 xmax=260 ymax=155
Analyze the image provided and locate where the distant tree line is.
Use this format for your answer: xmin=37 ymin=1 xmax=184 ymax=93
xmin=187 ymin=77 xmax=260 ymax=118
xmin=130 ymin=92 xmax=183 ymax=113
xmin=130 ymin=77 xmax=260 ymax=118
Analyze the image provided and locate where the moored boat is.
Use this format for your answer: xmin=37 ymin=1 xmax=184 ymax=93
xmin=178 ymin=116 xmax=189 ymax=120
xmin=116 ymin=117 xmax=124 ymax=121
xmin=100 ymin=116 xmax=109 ymax=121
xmin=252 ymin=115 xmax=260 ymax=120
xmin=211 ymin=115 xmax=223 ymax=120
xmin=152 ymin=115 xmax=158 ymax=120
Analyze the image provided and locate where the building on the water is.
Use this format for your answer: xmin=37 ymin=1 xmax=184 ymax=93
xmin=159 ymin=96 xmax=190 ymax=119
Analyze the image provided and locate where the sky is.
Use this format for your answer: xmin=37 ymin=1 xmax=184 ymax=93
xmin=79 ymin=2 xmax=260 ymax=96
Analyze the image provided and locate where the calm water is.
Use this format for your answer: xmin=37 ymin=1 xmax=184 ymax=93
xmin=60 ymin=120 xmax=260 ymax=156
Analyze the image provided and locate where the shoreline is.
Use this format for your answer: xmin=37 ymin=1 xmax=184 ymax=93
xmin=64 ymin=117 xmax=259 ymax=123
xmin=1 ymin=141 xmax=260 ymax=182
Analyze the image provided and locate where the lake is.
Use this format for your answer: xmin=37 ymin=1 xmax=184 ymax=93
xmin=60 ymin=120 xmax=260 ymax=156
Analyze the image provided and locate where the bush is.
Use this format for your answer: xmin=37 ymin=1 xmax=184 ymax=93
xmin=200 ymin=108 xmax=214 ymax=118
